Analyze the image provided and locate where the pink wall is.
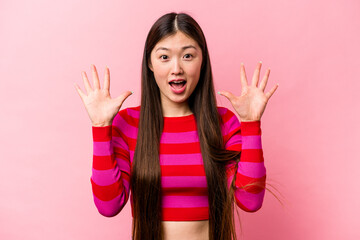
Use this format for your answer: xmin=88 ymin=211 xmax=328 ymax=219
xmin=1 ymin=0 xmax=359 ymax=239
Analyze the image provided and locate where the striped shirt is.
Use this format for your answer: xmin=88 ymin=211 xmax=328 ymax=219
xmin=90 ymin=106 xmax=266 ymax=221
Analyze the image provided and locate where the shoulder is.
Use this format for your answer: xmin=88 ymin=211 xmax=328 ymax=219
xmin=216 ymin=106 xmax=241 ymax=138
xmin=215 ymin=107 xmax=242 ymax=146
xmin=113 ymin=105 xmax=140 ymax=127
xmin=217 ymin=106 xmax=239 ymax=125
xmin=118 ymin=105 xmax=140 ymax=117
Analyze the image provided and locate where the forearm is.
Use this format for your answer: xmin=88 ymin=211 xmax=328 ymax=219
xmin=233 ymin=121 xmax=266 ymax=212
xmin=91 ymin=125 xmax=130 ymax=217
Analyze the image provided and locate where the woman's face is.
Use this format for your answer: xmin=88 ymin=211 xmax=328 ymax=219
xmin=149 ymin=31 xmax=203 ymax=109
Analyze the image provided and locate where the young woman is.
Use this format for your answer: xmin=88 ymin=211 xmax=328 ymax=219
xmin=75 ymin=12 xmax=278 ymax=240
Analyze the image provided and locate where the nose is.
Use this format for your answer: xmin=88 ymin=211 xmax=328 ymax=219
xmin=171 ymin=59 xmax=183 ymax=75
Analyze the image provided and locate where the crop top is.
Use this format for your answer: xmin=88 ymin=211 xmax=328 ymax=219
xmin=90 ymin=106 xmax=266 ymax=221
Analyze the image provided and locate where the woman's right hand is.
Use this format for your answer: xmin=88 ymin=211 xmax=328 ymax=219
xmin=74 ymin=64 xmax=133 ymax=127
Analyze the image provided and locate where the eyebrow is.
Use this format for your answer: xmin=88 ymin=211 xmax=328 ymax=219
xmin=155 ymin=45 xmax=197 ymax=52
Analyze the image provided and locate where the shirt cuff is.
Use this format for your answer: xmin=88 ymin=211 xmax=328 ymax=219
xmin=240 ymin=120 xmax=261 ymax=136
xmin=92 ymin=125 xmax=112 ymax=141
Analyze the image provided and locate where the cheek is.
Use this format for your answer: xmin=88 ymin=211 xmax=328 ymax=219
xmin=152 ymin=63 xmax=167 ymax=77
xmin=153 ymin=68 xmax=168 ymax=89
xmin=188 ymin=61 xmax=202 ymax=79
xmin=154 ymin=73 xmax=167 ymax=88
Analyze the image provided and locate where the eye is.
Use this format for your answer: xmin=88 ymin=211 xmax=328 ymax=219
xmin=160 ymin=55 xmax=168 ymax=60
xmin=184 ymin=54 xmax=193 ymax=59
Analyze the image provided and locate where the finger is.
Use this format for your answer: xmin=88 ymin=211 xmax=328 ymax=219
xmin=82 ymin=71 xmax=92 ymax=94
xmin=74 ymin=82 xmax=86 ymax=101
xmin=115 ymin=91 xmax=134 ymax=109
xmin=103 ymin=65 xmax=110 ymax=91
xmin=240 ymin=63 xmax=248 ymax=90
xmin=251 ymin=61 xmax=262 ymax=87
xmin=265 ymin=84 xmax=279 ymax=99
xmin=92 ymin=64 xmax=101 ymax=89
xmin=218 ymin=91 xmax=236 ymax=103
xmin=259 ymin=68 xmax=270 ymax=92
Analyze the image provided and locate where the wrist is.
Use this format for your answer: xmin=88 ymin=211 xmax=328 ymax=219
xmin=241 ymin=119 xmax=260 ymax=122
xmin=92 ymin=122 xmax=112 ymax=127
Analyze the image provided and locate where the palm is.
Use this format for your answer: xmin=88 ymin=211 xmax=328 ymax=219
xmin=74 ymin=64 xmax=133 ymax=126
xmin=219 ymin=62 xmax=278 ymax=121
xmin=82 ymin=88 xmax=120 ymax=126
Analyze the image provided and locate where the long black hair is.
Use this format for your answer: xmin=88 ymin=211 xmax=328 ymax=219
xmin=130 ymin=12 xmax=241 ymax=240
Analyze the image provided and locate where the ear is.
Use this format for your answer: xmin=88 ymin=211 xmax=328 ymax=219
xmin=148 ymin=61 xmax=153 ymax=72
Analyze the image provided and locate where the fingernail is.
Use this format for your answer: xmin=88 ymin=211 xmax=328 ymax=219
xmin=131 ymin=91 xmax=134 ymax=94
xmin=217 ymin=91 xmax=221 ymax=95
xmin=259 ymin=61 xmax=262 ymax=64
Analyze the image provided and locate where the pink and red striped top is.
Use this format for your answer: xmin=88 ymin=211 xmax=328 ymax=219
xmin=90 ymin=106 xmax=266 ymax=221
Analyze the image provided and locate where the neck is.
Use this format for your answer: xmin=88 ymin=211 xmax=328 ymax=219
xmin=161 ymin=99 xmax=193 ymax=117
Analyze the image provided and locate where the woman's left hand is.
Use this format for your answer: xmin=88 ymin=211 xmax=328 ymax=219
xmin=218 ymin=61 xmax=279 ymax=122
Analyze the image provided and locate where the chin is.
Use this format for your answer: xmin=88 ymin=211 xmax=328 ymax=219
xmin=167 ymin=94 xmax=189 ymax=103
xmin=171 ymin=98 xmax=188 ymax=104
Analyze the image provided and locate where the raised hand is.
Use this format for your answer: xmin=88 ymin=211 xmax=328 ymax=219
xmin=74 ymin=64 xmax=133 ymax=127
xmin=218 ymin=62 xmax=278 ymax=122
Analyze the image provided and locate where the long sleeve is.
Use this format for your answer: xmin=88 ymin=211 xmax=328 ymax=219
xmin=90 ymin=110 xmax=131 ymax=217
xmin=222 ymin=108 xmax=266 ymax=212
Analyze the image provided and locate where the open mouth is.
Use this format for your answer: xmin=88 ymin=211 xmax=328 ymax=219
xmin=169 ymin=80 xmax=187 ymax=89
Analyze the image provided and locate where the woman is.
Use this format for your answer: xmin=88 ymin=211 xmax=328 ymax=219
xmin=75 ymin=12 xmax=278 ymax=240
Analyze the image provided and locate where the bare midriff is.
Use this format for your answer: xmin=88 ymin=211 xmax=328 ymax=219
xmin=162 ymin=220 xmax=209 ymax=240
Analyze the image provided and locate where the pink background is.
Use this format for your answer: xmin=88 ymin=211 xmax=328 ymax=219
xmin=1 ymin=0 xmax=359 ymax=239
